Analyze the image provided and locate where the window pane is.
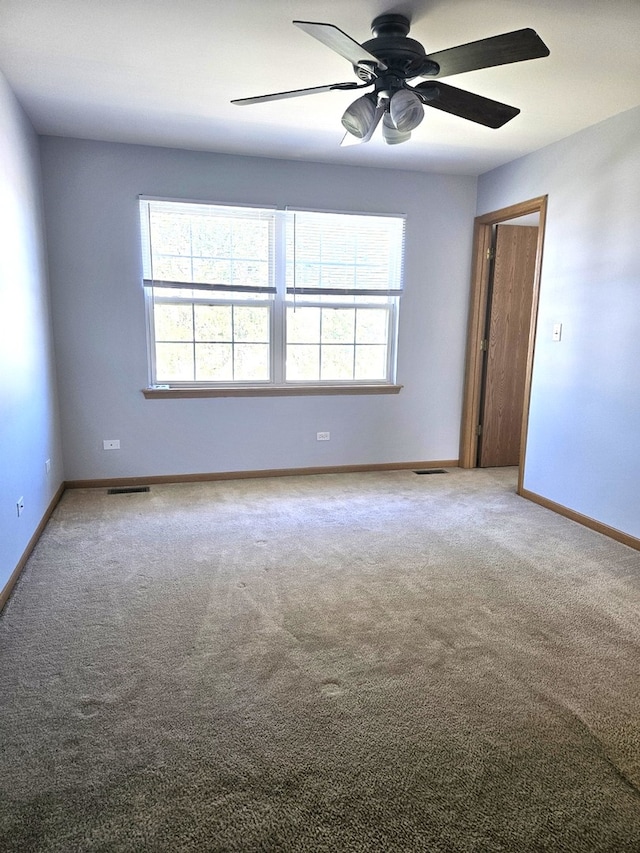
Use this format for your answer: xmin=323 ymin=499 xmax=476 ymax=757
xmin=234 ymin=344 xmax=270 ymax=381
xmin=232 ymin=221 xmax=270 ymax=258
xmin=355 ymin=345 xmax=387 ymax=380
xmin=294 ymin=262 xmax=321 ymax=289
xmin=154 ymin=304 xmax=193 ymax=342
xmin=194 ymin=305 xmax=232 ymax=342
xmin=232 ymin=260 xmax=269 ymax=289
xmin=323 ymin=231 xmax=356 ymax=263
xmin=195 ymin=344 xmax=233 ymax=381
xmin=192 ymin=258 xmax=232 ymax=285
xmin=321 ymin=345 xmax=354 ymax=380
xmin=287 ymin=307 xmax=320 ymax=344
xmin=152 ymin=213 xmax=191 ymax=256
xmin=289 ymin=230 xmax=320 ymax=262
xmin=355 ymin=265 xmax=390 ymax=290
xmin=190 ymin=217 xmax=231 ymax=257
xmin=321 ymin=309 xmax=355 ymax=343
xmin=233 ymin=306 xmax=270 ymax=342
xmin=321 ymin=265 xmax=355 ymax=289
xmin=153 ymin=255 xmax=192 ymax=282
xmin=287 ymin=345 xmax=320 ymax=381
xmin=356 ymin=308 xmax=388 ymax=344
xmin=156 ymin=343 xmax=194 ymax=381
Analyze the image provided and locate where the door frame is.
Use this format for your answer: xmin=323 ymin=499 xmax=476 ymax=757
xmin=459 ymin=195 xmax=548 ymax=493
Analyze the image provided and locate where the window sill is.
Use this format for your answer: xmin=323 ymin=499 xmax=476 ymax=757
xmin=142 ymin=384 xmax=403 ymax=399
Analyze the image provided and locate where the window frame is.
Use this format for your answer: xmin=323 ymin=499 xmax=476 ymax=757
xmin=140 ymin=198 xmax=405 ymax=393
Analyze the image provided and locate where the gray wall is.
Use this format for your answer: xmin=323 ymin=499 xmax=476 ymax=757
xmin=40 ymin=138 xmax=477 ymax=481
xmin=0 ymin=72 xmax=63 ymax=593
xmin=478 ymin=106 xmax=640 ymax=539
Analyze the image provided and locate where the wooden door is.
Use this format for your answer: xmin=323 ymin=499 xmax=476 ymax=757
xmin=478 ymin=224 xmax=538 ymax=467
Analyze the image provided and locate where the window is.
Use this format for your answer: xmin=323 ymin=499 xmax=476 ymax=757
xmin=140 ymin=199 xmax=405 ymax=390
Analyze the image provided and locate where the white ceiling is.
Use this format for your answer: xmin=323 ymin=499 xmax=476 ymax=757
xmin=1 ymin=0 xmax=639 ymax=176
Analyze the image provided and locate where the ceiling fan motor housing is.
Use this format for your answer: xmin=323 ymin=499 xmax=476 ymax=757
xmin=359 ymin=15 xmax=440 ymax=81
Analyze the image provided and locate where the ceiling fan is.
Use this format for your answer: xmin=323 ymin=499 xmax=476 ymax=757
xmin=231 ymin=14 xmax=550 ymax=145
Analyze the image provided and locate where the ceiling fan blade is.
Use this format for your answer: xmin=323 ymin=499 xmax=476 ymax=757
xmin=231 ymin=82 xmax=362 ymax=106
xmin=415 ymin=82 xmax=520 ymax=128
xmin=293 ymin=20 xmax=387 ymax=72
xmin=423 ymin=28 xmax=549 ymax=78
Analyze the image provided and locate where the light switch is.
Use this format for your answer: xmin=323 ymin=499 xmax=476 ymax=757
xmin=552 ymin=323 xmax=562 ymax=342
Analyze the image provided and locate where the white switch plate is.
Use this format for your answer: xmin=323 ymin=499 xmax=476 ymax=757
xmin=317 ymin=432 xmax=330 ymax=441
xmin=103 ymin=439 xmax=120 ymax=450
xmin=552 ymin=323 xmax=562 ymax=342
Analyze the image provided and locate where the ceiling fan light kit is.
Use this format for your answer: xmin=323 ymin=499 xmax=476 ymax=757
xmin=231 ymin=13 xmax=550 ymax=146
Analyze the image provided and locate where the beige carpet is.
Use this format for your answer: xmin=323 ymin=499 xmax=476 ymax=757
xmin=2 ymin=467 xmax=640 ymax=852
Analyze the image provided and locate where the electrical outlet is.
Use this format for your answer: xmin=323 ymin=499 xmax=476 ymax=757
xmin=17 ymin=497 xmax=24 ymax=517
xmin=317 ymin=432 xmax=330 ymax=441
xmin=103 ymin=439 xmax=120 ymax=450
xmin=45 ymin=459 xmax=51 ymax=474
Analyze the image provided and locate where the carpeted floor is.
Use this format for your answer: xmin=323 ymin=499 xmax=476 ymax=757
xmin=2 ymin=467 xmax=640 ymax=852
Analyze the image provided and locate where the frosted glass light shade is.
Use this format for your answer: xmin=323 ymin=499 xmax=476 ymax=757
xmin=382 ymin=113 xmax=411 ymax=145
xmin=341 ymin=95 xmax=376 ymax=138
xmin=390 ymin=89 xmax=424 ymax=132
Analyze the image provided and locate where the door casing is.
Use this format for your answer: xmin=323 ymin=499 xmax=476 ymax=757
xmin=459 ymin=196 xmax=548 ymax=494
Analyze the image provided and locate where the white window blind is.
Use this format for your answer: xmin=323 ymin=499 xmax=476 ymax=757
xmin=140 ymin=199 xmax=277 ymax=296
xmin=285 ymin=210 xmax=405 ymax=298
